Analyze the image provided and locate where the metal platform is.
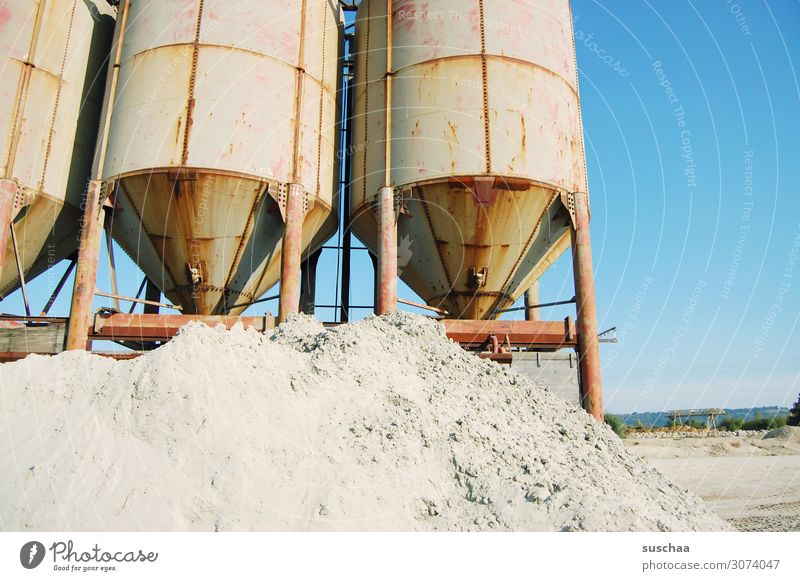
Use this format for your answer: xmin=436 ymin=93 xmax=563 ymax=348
xmin=0 ymin=313 xmax=579 ymax=363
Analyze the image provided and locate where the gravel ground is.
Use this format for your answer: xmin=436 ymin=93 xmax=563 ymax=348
xmin=625 ymin=427 xmax=800 ymax=532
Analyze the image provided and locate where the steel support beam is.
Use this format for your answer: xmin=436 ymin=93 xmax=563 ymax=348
xmin=376 ymin=186 xmax=397 ymax=315
xmin=143 ymin=278 xmax=161 ymax=314
xmin=65 ymin=180 xmax=107 ymax=350
xmin=278 ymin=183 xmax=304 ymax=323
xmin=524 ymin=281 xmax=541 ymax=321
xmin=103 ymin=217 xmax=120 ymax=311
xmin=40 ymin=258 xmax=76 ymax=316
xmin=300 ymin=248 xmax=322 ymax=315
xmin=442 ymin=319 xmax=577 ymax=350
xmin=9 ymin=223 xmax=30 ymax=316
xmin=570 ymin=192 xmax=604 ymax=421
xmin=91 ymin=313 xmax=273 ymax=342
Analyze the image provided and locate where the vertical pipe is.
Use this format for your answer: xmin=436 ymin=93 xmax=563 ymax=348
xmin=524 ymin=280 xmax=540 ymax=321
xmin=300 ymin=248 xmax=322 ymax=315
xmin=89 ymin=0 xmax=130 ymax=181
xmin=340 ymin=171 xmax=352 ymax=321
xmin=0 ymin=179 xmax=16 ymax=278
xmin=339 ymin=38 xmax=354 ymax=323
xmin=65 ymin=180 xmax=106 ymax=350
xmin=374 ymin=1 xmax=397 ymax=317
xmin=278 ymin=184 xmax=304 ymax=323
xmin=571 ymin=192 xmax=603 ymax=421
xmin=383 ymin=0 xmax=393 ymax=189
xmin=66 ymin=0 xmax=130 ymax=350
xmin=376 ymin=186 xmax=397 ymax=315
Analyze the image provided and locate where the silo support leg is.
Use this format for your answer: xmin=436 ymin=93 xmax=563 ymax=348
xmin=66 ymin=180 xmax=108 ymax=351
xmin=376 ymin=186 xmax=397 ymax=315
xmin=569 ymin=192 xmax=604 ymax=421
xmin=278 ymin=184 xmax=305 ymax=324
xmin=0 ymin=179 xmax=17 ymax=278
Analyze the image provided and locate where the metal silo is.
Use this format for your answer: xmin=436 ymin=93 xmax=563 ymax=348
xmin=0 ymin=0 xmax=114 ymax=301
xmin=350 ymin=0 xmax=586 ymax=320
xmin=102 ymin=0 xmax=343 ymax=315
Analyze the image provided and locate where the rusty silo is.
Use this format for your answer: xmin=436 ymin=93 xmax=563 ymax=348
xmin=101 ymin=0 xmax=343 ymax=315
xmin=350 ymin=0 xmax=586 ymax=319
xmin=0 ymin=0 xmax=114 ymax=300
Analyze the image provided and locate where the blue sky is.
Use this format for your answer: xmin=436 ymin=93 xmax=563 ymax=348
xmin=556 ymin=0 xmax=800 ymax=413
xmin=3 ymin=1 xmax=798 ymax=414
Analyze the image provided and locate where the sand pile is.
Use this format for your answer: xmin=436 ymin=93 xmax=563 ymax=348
xmin=0 ymin=313 xmax=728 ymax=531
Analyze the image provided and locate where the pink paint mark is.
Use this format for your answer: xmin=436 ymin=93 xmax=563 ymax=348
xmin=0 ymin=5 xmax=12 ymax=35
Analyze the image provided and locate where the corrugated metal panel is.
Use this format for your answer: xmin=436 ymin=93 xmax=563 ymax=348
xmin=0 ymin=0 xmax=113 ymax=297
xmin=351 ymin=0 xmax=586 ymax=319
xmin=105 ymin=0 xmax=343 ymax=314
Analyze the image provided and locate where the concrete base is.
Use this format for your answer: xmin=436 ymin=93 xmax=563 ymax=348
xmin=510 ymin=351 xmax=580 ymax=406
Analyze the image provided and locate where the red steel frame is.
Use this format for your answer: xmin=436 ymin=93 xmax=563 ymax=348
xmin=4 ymin=192 xmax=602 ymax=421
xmin=91 ymin=313 xmax=273 ymax=342
xmin=5 ymin=190 xmax=603 ymax=422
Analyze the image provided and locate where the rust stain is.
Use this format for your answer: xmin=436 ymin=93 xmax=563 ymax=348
xmin=181 ymin=0 xmax=205 ymax=166
xmin=3 ymin=0 xmax=46 ymax=177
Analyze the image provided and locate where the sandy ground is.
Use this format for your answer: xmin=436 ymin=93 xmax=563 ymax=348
xmin=624 ymin=430 xmax=800 ymax=531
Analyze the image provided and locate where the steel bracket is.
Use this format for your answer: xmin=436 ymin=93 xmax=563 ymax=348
xmin=371 ymin=186 xmax=401 ymax=219
xmin=1 ymin=179 xmax=35 ymax=221
xmin=274 ymin=182 xmax=314 ymax=221
xmin=560 ymin=191 xmax=590 ymax=230
xmin=88 ymin=179 xmax=114 ymax=209
xmin=468 ymin=266 xmax=488 ymax=289
xmin=398 ymin=186 xmax=413 ymax=216
xmin=559 ymin=191 xmax=577 ymax=229
xmin=185 ymin=260 xmax=207 ymax=287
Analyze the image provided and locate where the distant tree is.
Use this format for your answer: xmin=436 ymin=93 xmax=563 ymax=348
xmin=684 ymin=419 xmax=705 ymax=430
xmin=604 ymin=415 xmax=627 ymax=438
xmin=720 ymin=417 xmax=745 ymax=432
xmin=743 ymin=416 xmax=787 ymax=430
xmin=788 ymin=394 xmax=800 ymax=427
